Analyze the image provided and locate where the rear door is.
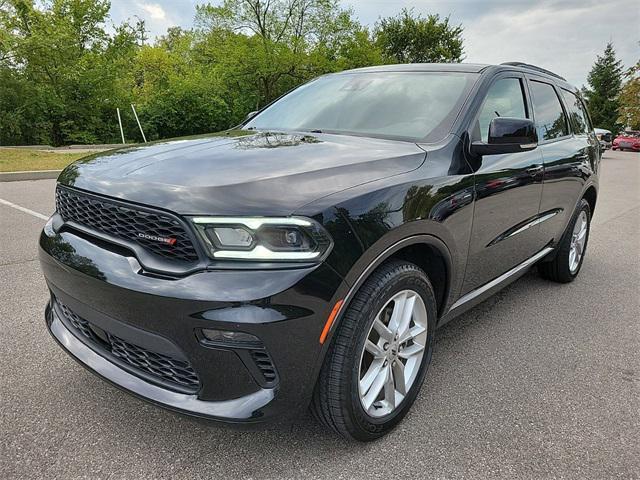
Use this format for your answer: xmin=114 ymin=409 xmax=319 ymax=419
xmin=461 ymin=73 xmax=546 ymax=294
xmin=527 ymin=78 xmax=598 ymax=245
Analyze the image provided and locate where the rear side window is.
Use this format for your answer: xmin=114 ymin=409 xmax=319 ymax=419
xmin=529 ymin=81 xmax=569 ymax=141
xmin=578 ymin=98 xmax=596 ymax=135
xmin=476 ymin=78 xmax=528 ymax=142
xmin=579 ymin=97 xmax=593 ymax=131
xmin=560 ymin=89 xmax=589 ymax=134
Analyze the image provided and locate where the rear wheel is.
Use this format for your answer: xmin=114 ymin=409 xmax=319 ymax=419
xmin=538 ymin=199 xmax=591 ymax=283
xmin=311 ymin=260 xmax=436 ymax=441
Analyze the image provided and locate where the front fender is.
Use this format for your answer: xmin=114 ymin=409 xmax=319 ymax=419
xmin=297 ymin=140 xmax=476 ymax=397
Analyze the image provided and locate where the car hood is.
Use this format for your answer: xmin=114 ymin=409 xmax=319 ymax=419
xmin=59 ymin=130 xmax=426 ymax=215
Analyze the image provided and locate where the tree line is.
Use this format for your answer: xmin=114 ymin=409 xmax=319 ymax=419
xmin=0 ymin=0 xmax=636 ymax=147
xmin=0 ymin=0 xmax=463 ymax=146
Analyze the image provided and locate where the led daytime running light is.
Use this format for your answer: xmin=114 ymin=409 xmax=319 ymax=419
xmin=192 ymin=217 xmax=312 ymax=230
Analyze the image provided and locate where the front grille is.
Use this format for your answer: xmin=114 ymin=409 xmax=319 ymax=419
xmin=56 ymin=301 xmax=200 ymax=392
xmin=55 ymin=186 xmax=200 ymax=264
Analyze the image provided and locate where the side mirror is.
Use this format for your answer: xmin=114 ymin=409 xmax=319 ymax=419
xmin=244 ymin=110 xmax=258 ymax=122
xmin=471 ymin=117 xmax=538 ymax=156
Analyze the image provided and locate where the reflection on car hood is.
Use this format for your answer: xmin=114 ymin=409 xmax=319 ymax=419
xmin=59 ymin=130 xmax=426 ymax=215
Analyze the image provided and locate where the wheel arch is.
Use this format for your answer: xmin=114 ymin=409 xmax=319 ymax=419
xmin=309 ymin=233 xmax=454 ymax=409
xmin=582 ymin=185 xmax=597 ymax=215
xmin=328 ymin=234 xmax=453 ymax=346
xmin=387 ymin=242 xmax=449 ymax=317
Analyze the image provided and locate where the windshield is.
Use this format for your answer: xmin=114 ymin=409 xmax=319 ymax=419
xmin=244 ymin=72 xmax=478 ymax=142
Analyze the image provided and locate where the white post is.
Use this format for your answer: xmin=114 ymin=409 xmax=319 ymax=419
xmin=131 ymin=104 xmax=147 ymax=143
xmin=116 ymin=108 xmax=126 ymax=144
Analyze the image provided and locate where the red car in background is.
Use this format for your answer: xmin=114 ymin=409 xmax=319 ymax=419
xmin=612 ymin=131 xmax=640 ymax=152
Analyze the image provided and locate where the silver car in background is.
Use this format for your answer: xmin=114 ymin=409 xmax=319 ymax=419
xmin=594 ymin=128 xmax=612 ymax=150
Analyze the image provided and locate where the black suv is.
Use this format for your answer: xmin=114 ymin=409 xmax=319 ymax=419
xmin=40 ymin=62 xmax=599 ymax=441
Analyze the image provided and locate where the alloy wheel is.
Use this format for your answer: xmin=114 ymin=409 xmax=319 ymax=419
xmin=357 ymin=289 xmax=428 ymax=418
xmin=569 ymin=210 xmax=588 ymax=273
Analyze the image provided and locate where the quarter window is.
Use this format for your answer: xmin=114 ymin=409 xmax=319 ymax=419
xmin=476 ymin=78 xmax=528 ymax=142
xmin=529 ymin=81 xmax=569 ymax=141
xmin=560 ymin=89 xmax=589 ymax=135
xmin=581 ymin=98 xmax=593 ymax=131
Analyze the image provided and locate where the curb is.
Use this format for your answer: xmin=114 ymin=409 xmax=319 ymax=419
xmin=0 ymin=170 xmax=61 ymax=182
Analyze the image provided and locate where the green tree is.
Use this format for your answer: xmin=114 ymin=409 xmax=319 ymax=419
xmin=0 ymin=0 xmax=140 ymax=145
xmin=0 ymin=1 xmax=466 ymax=146
xmin=194 ymin=0 xmax=370 ymax=106
xmin=375 ymin=9 xmax=464 ymax=64
xmin=130 ymin=37 xmax=232 ymax=140
xmin=332 ymin=27 xmax=384 ymax=70
xmin=617 ymin=59 xmax=640 ymax=130
xmin=585 ymin=43 xmax=624 ymax=133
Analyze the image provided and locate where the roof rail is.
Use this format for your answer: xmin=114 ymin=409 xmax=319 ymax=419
xmin=501 ymin=62 xmax=566 ymax=81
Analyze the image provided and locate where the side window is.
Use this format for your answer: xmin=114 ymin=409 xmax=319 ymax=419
xmin=578 ymin=97 xmax=593 ymax=132
xmin=560 ymin=89 xmax=589 ymax=135
xmin=529 ymin=81 xmax=569 ymax=141
xmin=476 ymin=78 xmax=527 ymax=142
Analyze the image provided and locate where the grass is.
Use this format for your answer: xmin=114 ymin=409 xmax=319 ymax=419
xmin=0 ymin=148 xmax=87 ymax=172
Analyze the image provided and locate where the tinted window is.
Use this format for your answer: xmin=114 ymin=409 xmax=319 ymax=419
xmin=476 ymin=78 xmax=527 ymax=142
xmin=560 ymin=89 xmax=589 ymax=134
xmin=244 ymin=72 xmax=478 ymax=142
xmin=579 ymin=97 xmax=593 ymax=131
xmin=529 ymin=81 xmax=569 ymax=141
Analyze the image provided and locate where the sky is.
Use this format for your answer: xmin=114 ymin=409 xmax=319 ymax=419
xmin=109 ymin=0 xmax=639 ymax=87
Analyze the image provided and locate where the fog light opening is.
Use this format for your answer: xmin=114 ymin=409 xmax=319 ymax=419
xmin=200 ymin=328 xmax=262 ymax=348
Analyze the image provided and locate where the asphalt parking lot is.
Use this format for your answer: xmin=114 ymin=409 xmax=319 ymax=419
xmin=1 ymin=150 xmax=639 ymax=479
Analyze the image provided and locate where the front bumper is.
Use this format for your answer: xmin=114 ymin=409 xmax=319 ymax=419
xmin=40 ymin=225 xmax=347 ymax=423
xmin=47 ymin=303 xmax=276 ymax=420
xmin=614 ymin=143 xmax=640 ymax=151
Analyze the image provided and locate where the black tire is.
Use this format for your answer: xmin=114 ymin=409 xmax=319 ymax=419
xmin=538 ymin=198 xmax=591 ymax=283
xmin=311 ymin=260 xmax=436 ymax=441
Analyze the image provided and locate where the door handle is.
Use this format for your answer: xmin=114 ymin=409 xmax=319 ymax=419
xmin=526 ymin=165 xmax=544 ymax=177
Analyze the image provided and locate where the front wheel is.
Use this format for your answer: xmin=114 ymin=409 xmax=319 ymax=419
xmin=311 ymin=260 xmax=436 ymax=441
xmin=538 ymin=198 xmax=591 ymax=283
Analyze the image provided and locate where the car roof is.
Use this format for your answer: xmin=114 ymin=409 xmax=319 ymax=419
xmin=340 ymin=63 xmax=490 ymax=74
xmin=338 ymin=62 xmax=577 ymax=90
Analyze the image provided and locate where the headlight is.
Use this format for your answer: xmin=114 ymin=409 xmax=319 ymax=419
xmin=190 ymin=216 xmax=332 ymax=262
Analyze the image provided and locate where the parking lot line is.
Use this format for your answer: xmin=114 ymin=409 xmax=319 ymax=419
xmin=0 ymin=197 xmax=48 ymax=221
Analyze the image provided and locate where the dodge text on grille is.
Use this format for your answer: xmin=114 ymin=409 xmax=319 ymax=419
xmin=137 ymin=233 xmax=177 ymax=245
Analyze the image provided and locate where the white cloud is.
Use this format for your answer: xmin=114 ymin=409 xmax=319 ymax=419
xmin=139 ymin=3 xmax=167 ymax=20
xmin=109 ymin=1 xmax=193 ymax=40
xmin=462 ymin=0 xmax=639 ymax=86
xmin=346 ymin=0 xmax=639 ymax=86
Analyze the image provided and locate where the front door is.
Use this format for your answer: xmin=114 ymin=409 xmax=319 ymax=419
xmin=462 ymin=74 xmax=546 ymax=294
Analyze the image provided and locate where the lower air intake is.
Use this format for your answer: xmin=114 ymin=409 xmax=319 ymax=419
xmin=56 ymin=300 xmax=200 ymax=392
